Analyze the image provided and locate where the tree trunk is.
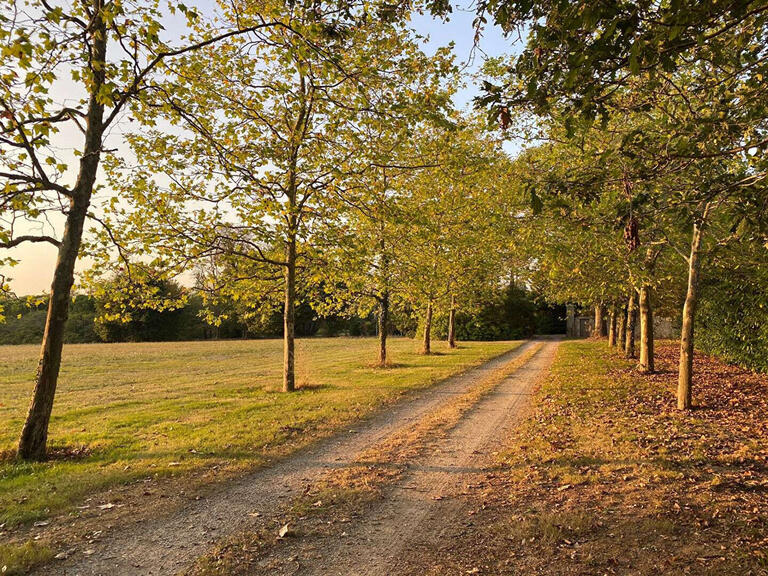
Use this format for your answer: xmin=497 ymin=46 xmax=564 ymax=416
xmin=17 ymin=15 xmax=107 ymax=461
xmin=447 ymin=294 xmax=457 ymax=348
xmin=17 ymin=197 xmax=91 ymax=460
xmin=678 ymin=218 xmax=706 ymax=410
xmin=281 ymin=62 xmax=310 ymax=393
xmin=608 ymin=306 xmax=617 ymax=347
xmin=376 ymin=216 xmax=390 ymax=366
xmin=625 ymin=292 xmax=637 ymax=359
xmin=639 ymin=285 xmax=655 ymax=373
xmin=594 ymin=305 xmax=604 ymax=338
xmin=616 ymin=303 xmax=627 ymax=352
xmin=421 ymin=301 xmax=433 ymax=355
xmin=377 ymin=291 xmax=389 ymax=366
xmin=283 ymin=234 xmax=296 ymax=392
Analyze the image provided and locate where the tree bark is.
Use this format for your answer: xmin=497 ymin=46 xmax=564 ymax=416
xmin=594 ymin=305 xmax=604 ymax=338
xmin=447 ymin=294 xmax=457 ymax=349
xmin=616 ymin=303 xmax=627 ymax=352
xmin=377 ymin=291 xmax=389 ymax=366
xmin=566 ymin=304 xmax=575 ymax=337
xmin=639 ymin=285 xmax=655 ymax=373
xmin=678 ymin=216 xmax=706 ymax=410
xmin=283 ymin=234 xmax=296 ymax=392
xmin=421 ymin=301 xmax=433 ymax=355
xmin=608 ymin=305 xmax=617 ymax=347
xmin=280 ymin=61 xmax=311 ymax=393
xmin=17 ymin=13 xmax=107 ymax=461
xmin=17 ymin=197 xmax=92 ymax=460
xmin=376 ymin=215 xmax=390 ymax=366
xmin=625 ymin=291 xmax=637 ymax=359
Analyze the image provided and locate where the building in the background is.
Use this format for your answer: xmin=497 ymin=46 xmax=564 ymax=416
xmin=566 ymin=304 xmax=675 ymax=339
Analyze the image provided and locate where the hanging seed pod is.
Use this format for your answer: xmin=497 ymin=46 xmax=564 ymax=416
xmin=624 ymin=216 xmax=639 ymax=251
xmin=499 ymin=106 xmax=511 ymax=130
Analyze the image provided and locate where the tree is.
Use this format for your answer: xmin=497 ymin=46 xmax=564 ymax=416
xmin=310 ymin=45 xmax=455 ymax=366
xmin=393 ymin=118 xmax=515 ymax=355
xmin=624 ymin=289 xmax=637 ymax=358
xmin=0 ymin=0 xmax=274 ymax=460
xmin=94 ymin=10 xmax=438 ymax=388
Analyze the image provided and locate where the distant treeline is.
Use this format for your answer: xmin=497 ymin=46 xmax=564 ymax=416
xmin=0 ymin=282 xmax=565 ymax=346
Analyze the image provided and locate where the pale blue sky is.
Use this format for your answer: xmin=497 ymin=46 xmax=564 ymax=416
xmin=3 ymin=4 xmax=521 ymax=295
xmin=410 ymin=5 xmax=516 ymax=109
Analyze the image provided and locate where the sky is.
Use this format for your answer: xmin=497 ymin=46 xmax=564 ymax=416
xmin=2 ymin=3 xmax=520 ymax=296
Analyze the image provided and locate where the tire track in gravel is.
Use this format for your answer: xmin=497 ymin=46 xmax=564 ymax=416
xmin=45 ymin=341 xmax=537 ymax=576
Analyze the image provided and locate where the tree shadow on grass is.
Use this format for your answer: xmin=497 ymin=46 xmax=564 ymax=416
xmin=296 ymin=382 xmax=330 ymax=391
xmin=0 ymin=444 xmax=92 ymax=463
xmin=365 ymin=362 xmax=410 ymax=370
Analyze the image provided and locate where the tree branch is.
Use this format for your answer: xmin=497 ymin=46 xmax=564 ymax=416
xmin=0 ymin=235 xmax=61 ymax=249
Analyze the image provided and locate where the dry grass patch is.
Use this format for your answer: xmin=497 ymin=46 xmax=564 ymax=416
xmin=415 ymin=341 xmax=768 ymax=576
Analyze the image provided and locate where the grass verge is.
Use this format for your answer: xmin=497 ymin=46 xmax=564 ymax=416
xmin=0 ymin=542 xmax=52 ymax=576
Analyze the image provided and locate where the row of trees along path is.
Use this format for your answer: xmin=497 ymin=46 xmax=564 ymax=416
xmin=480 ymin=0 xmax=768 ymax=407
xmin=1 ymin=0 xmax=518 ymax=461
xmin=2 ymin=0 xmax=766 ymax=462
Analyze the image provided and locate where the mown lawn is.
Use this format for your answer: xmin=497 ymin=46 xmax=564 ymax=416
xmin=0 ymin=337 xmax=519 ymax=529
xmin=416 ymin=340 xmax=768 ymax=576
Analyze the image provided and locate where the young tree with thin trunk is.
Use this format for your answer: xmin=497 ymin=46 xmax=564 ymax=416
xmin=624 ymin=291 xmax=637 ymax=359
xmin=421 ymin=300 xmax=434 ymax=355
xmin=633 ymin=245 xmax=666 ymax=373
xmin=638 ymin=286 xmax=654 ymax=373
xmin=677 ymin=204 xmax=709 ymax=409
xmin=607 ymin=305 xmax=618 ymax=348
xmin=94 ymin=10 xmax=432 ymax=388
xmin=396 ymin=118 xmax=515 ymax=355
xmin=308 ymin=46 xmax=456 ymax=366
xmin=447 ymin=294 xmax=457 ymax=348
xmin=616 ymin=303 xmax=627 ymax=352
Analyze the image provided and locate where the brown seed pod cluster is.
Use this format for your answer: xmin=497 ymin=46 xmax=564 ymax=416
xmin=624 ymin=216 xmax=639 ymax=252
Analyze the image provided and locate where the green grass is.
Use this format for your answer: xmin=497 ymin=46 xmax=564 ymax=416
xmin=0 ymin=337 xmax=519 ymax=528
xmin=0 ymin=541 xmax=53 ymax=575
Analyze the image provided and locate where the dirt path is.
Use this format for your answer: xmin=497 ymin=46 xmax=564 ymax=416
xmin=325 ymin=340 xmax=558 ymax=576
xmin=251 ymin=339 xmax=559 ymax=576
xmin=45 ymin=340 xmax=552 ymax=576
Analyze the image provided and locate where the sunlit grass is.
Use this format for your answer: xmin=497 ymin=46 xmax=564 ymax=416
xmin=0 ymin=337 xmax=519 ymax=527
xmin=0 ymin=541 xmax=52 ymax=575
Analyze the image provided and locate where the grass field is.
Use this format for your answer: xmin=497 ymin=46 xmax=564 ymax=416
xmin=0 ymin=337 xmax=519 ymax=529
